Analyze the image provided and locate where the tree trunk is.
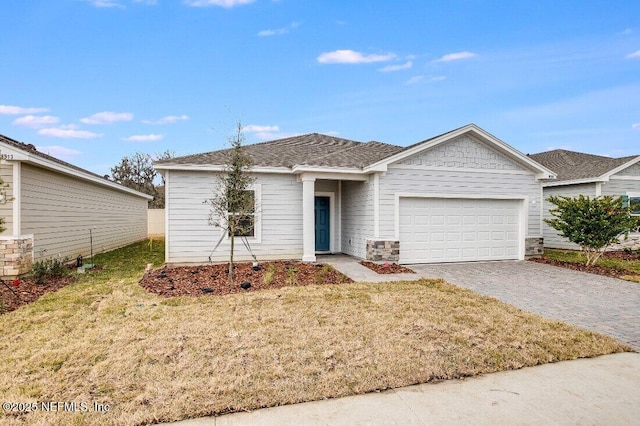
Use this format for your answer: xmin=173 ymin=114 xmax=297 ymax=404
xmin=228 ymin=228 xmax=235 ymax=284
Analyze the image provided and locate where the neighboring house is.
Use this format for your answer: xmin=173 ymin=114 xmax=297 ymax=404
xmin=155 ymin=124 xmax=556 ymax=265
xmin=529 ymin=149 xmax=640 ymax=249
xmin=0 ymin=134 xmax=153 ymax=277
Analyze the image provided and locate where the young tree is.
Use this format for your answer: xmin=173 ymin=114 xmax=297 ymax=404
xmin=207 ymin=123 xmax=255 ymax=284
xmin=110 ymin=150 xmax=174 ymax=208
xmin=545 ymin=195 xmax=640 ymax=265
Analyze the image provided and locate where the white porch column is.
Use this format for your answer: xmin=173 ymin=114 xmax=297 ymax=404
xmin=301 ymin=176 xmax=316 ymax=262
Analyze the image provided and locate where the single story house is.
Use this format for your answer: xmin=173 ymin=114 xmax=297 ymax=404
xmin=0 ymin=133 xmax=152 ymax=277
xmin=529 ymin=149 xmax=640 ymax=250
xmin=155 ymin=124 xmax=556 ymax=265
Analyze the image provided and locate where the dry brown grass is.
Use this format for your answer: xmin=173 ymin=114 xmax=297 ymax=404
xmin=0 ymin=241 xmax=630 ymax=425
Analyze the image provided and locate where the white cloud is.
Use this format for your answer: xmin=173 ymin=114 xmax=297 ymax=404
xmin=243 ymin=124 xmax=279 ymax=133
xmin=404 ymin=76 xmax=424 ymax=86
xmin=183 ymin=0 xmax=254 ymax=7
xmin=142 ymin=115 xmax=189 ymax=125
xmin=35 ymin=145 xmax=81 ymax=159
xmin=123 ymin=134 xmax=165 ymax=142
xmin=258 ymin=21 xmax=301 ymax=37
xmin=134 ymin=0 xmax=157 ymax=4
xmin=242 ymin=124 xmax=297 ymax=141
xmin=428 ymin=75 xmax=446 ymax=82
xmin=0 ymin=105 xmax=48 ymax=115
xmin=435 ymin=51 xmax=477 ymax=62
xmin=627 ymin=50 xmax=640 ymax=59
xmin=619 ymin=28 xmax=633 ymax=36
xmin=632 ymin=123 xmax=640 ymax=129
xmin=38 ymin=126 xmax=102 ymax=139
xmin=379 ymin=61 xmax=413 ymax=72
xmin=317 ymin=49 xmax=396 ymax=64
xmin=81 ymin=111 xmax=133 ymax=125
xmin=12 ymin=115 xmax=59 ymax=128
xmin=87 ymin=0 xmax=123 ymax=7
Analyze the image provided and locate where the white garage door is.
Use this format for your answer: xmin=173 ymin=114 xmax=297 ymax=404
xmin=399 ymin=197 xmax=521 ymax=264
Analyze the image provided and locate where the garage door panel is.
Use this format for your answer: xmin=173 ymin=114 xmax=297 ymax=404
xmin=399 ymin=197 xmax=521 ymax=264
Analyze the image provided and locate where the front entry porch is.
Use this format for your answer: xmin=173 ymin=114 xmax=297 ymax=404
xmin=300 ymin=173 xmax=368 ymax=262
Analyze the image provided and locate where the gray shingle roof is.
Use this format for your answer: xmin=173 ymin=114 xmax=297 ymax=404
xmin=529 ymin=149 xmax=638 ymax=182
xmin=157 ymin=133 xmax=405 ymax=169
xmin=0 ymin=133 xmax=149 ymax=197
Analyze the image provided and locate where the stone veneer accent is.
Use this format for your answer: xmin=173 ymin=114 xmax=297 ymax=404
xmin=366 ymin=239 xmax=400 ymax=262
xmin=0 ymin=236 xmax=34 ymax=278
xmin=525 ymin=237 xmax=544 ymax=258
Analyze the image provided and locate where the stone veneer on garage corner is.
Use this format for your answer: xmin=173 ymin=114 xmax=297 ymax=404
xmin=366 ymin=239 xmax=400 ymax=262
xmin=366 ymin=237 xmax=544 ymax=262
xmin=0 ymin=236 xmax=34 ymax=278
xmin=525 ymin=237 xmax=544 ymax=258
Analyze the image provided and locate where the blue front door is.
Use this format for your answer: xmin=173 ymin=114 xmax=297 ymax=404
xmin=315 ymin=196 xmax=330 ymax=251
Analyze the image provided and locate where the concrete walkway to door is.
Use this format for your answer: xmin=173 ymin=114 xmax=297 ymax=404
xmin=321 ymin=256 xmax=640 ymax=350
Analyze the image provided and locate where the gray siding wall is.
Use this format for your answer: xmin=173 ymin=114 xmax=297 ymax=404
xmin=0 ymin=163 xmax=13 ymax=236
xmin=398 ymin=135 xmax=526 ymax=171
xmin=21 ymin=164 xmax=148 ymax=261
xmin=541 ymin=183 xmax=596 ymax=249
xmin=602 ymin=180 xmax=640 ymax=196
xmin=613 ymin=162 xmax=640 ymax=176
xmin=340 ymin=179 xmax=374 ymax=259
xmin=167 ymin=171 xmax=303 ymax=263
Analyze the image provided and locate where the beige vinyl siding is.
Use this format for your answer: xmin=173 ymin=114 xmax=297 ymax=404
xmin=541 ymin=183 xmax=597 ymax=249
xmin=380 ymin=168 xmax=541 ymax=238
xmin=340 ymin=179 xmax=374 ymax=259
xmin=21 ymin=164 xmax=148 ymax=261
xmin=167 ymin=171 xmax=303 ymax=263
xmin=0 ymin=163 xmax=13 ymax=236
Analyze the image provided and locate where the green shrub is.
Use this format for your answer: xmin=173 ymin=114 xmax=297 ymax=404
xmin=31 ymin=257 xmax=70 ymax=284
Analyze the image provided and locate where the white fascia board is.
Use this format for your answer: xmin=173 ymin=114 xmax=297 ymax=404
xmin=291 ymin=165 xmax=363 ymax=174
xmin=541 ymin=177 xmax=608 ymax=188
xmin=363 ymin=124 xmax=557 ymax=179
xmin=297 ymin=171 xmax=369 ymax=182
xmin=603 ymin=156 xmax=640 ymax=179
xmin=153 ymin=163 xmax=292 ymax=174
xmin=0 ymin=142 xmax=153 ymax=200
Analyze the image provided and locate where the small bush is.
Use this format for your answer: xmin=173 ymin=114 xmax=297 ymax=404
xmin=31 ymin=257 xmax=70 ymax=284
xmin=263 ymin=263 xmax=276 ymax=285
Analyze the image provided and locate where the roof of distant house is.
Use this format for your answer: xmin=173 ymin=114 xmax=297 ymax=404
xmin=0 ymin=133 xmax=152 ymax=199
xmin=529 ymin=149 xmax=639 ymax=183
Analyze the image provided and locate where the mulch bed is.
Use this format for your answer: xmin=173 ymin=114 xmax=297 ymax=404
xmin=359 ymin=261 xmax=415 ymax=274
xmin=139 ymin=261 xmax=353 ymax=297
xmin=529 ymin=251 xmax=640 ymax=280
xmin=0 ymin=275 xmax=76 ymax=314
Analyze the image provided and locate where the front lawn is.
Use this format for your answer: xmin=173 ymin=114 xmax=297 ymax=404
xmin=534 ymin=249 xmax=640 ymax=282
xmin=0 ymin=240 xmax=630 ymax=425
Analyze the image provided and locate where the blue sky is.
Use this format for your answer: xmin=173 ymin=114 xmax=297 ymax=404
xmin=1 ymin=0 xmax=639 ymax=176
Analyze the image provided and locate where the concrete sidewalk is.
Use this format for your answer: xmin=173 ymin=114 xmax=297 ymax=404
xmin=173 ymin=353 xmax=640 ymax=425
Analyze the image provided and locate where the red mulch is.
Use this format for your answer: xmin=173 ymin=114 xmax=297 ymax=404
xmin=139 ymin=261 xmax=353 ymax=297
xmin=359 ymin=261 xmax=415 ymax=274
xmin=529 ymin=251 xmax=640 ymax=279
xmin=0 ymin=275 xmax=76 ymax=314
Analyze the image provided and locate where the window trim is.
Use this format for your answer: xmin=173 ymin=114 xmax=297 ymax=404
xmin=223 ymin=183 xmax=261 ymax=243
xmin=627 ymin=192 xmax=640 ymax=217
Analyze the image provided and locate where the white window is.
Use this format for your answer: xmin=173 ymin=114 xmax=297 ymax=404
xmin=225 ymin=184 xmax=261 ymax=242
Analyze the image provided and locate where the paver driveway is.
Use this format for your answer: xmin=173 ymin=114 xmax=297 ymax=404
xmin=410 ymin=261 xmax=640 ymax=350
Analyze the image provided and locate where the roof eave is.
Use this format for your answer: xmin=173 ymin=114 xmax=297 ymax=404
xmin=0 ymin=142 xmax=153 ymax=200
xmin=541 ymin=177 xmax=608 ymax=188
xmin=154 ymin=163 xmax=293 ymax=174
xmin=602 ymin=156 xmax=640 ymax=179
